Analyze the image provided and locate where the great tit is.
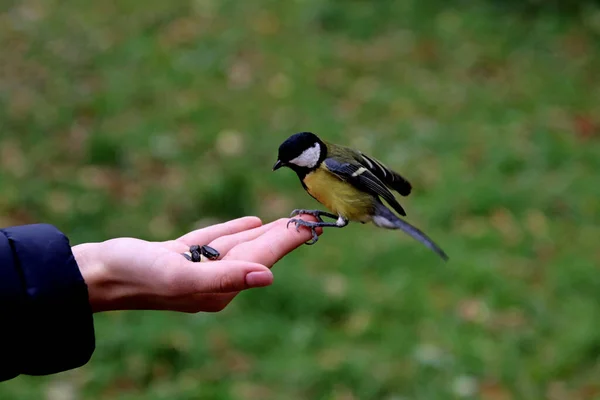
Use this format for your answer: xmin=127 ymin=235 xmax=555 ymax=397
xmin=272 ymin=132 xmax=449 ymax=261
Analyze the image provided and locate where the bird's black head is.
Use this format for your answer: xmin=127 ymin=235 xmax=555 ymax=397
xmin=272 ymin=132 xmax=327 ymax=173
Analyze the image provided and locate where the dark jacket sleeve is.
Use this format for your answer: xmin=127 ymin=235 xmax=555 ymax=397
xmin=0 ymin=224 xmax=95 ymax=382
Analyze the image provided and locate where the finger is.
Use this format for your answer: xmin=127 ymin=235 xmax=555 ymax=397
xmin=165 ymin=259 xmax=273 ymax=295
xmin=206 ymin=219 xmax=281 ymax=257
xmin=164 ymin=219 xmax=276 ymax=264
xmin=177 ymin=217 xmax=262 ymax=247
xmin=224 ymin=216 xmax=322 ymax=267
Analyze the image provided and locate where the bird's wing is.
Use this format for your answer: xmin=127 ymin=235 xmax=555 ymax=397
xmin=353 ymin=151 xmax=412 ymax=197
xmin=324 ymin=157 xmax=407 ymax=216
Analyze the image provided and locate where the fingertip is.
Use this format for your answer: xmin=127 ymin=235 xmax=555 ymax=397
xmin=245 ymin=270 xmax=274 ymax=288
xmin=229 ymin=216 xmax=263 ymax=230
xmin=225 ymin=215 xmax=326 ymax=267
xmin=243 ymin=216 xmax=263 ymax=226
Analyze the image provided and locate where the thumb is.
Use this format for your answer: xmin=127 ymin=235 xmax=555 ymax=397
xmin=180 ymin=261 xmax=274 ymax=294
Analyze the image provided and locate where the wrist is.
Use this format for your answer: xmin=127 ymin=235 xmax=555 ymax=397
xmin=72 ymin=242 xmax=113 ymax=313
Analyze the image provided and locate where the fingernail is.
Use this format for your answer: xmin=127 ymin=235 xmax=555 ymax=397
xmin=245 ymin=271 xmax=273 ymax=288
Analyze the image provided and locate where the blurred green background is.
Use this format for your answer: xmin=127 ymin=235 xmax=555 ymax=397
xmin=1 ymin=0 xmax=600 ymax=399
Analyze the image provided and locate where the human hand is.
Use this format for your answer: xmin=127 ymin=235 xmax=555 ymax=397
xmin=73 ymin=216 xmax=320 ymax=314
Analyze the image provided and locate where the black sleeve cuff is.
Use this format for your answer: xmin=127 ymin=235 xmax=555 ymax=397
xmin=0 ymin=224 xmax=95 ymax=379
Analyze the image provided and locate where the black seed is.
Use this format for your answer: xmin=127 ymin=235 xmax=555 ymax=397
xmin=191 ymin=249 xmax=202 ymax=262
xmin=200 ymin=245 xmax=220 ymax=260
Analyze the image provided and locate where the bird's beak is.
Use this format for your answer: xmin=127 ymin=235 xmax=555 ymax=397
xmin=272 ymin=160 xmax=283 ymax=171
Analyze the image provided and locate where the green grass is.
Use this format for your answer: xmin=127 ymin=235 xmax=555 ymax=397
xmin=2 ymin=1 xmax=600 ymax=399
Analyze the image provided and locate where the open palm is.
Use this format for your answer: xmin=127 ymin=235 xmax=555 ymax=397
xmin=75 ymin=216 xmax=320 ymax=313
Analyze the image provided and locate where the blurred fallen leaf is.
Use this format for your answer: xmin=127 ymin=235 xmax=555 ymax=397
xmin=489 ymin=308 xmax=527 ymax=331
xmin=573 ymin=114 xmax=598 ymax=140
xmin=267 ymin=73 xmax=292 ymax=99
xmin=335 ymin=98 xmax=361 ymax=121
xmin=75 ymin=193 xmax=103 ymax=214
xmin=333 ymin=386 xmax=358 ymax=400
xmin=0 ymin=139 xmax=27 ymax=178
xmin=577 ymin=384 xmax=600 ymax=400
xmin=77 ymin=166 xmax=114 ymax=191
xmin=318 ymin=347 xmax=346 ymax=370
xmin=228 ymin=60 xmax=254 ymax=89
xmin=414 ymin=38 xmax=439 ymax=65
xmin=490 ymin=207 xmax=523 ymax=246
xmin=232 ymin=381 xmax=274 ymax=400
xmin=253 ymin=10 xmax=280 ymax=35
xmin=344 ymin=310 xmax=372 ymax=336
xmin=413 ymin=343 xmax=445 ymax=367
xmin=7 ymin=88 xmax=36 ymax=119
xmin=547 ymin=381 xmax=570 ymax=400
xmin=151 ymin=362 xmax=171 ymax=380
xmin=45 ymin=379 xmax=77 ymax=400
xmin=561 ymin=29 xmax=590 ymax=58
xmin=150 ymin=134 xmax=181 ymax=160
xmin=165 ymin=330 xmax=193 ymax=352
xmin=455 ymin=216 xmax=488 ymax=239
xmin=159 ymin=16 xmax=202 ymax=47
xmin=350 ymin=76 xmax=380 ymax=102
xmin=225 ymin=351 xmax=254 ymax=373
xmin=428 ymin=284 xmax=453 ymax=312
xmin=207 ymin=328 xmax=231 ymax=354
xmin=322 ymin=273 xmax=348 ymax=299
xmin=525 ymin=209 xmax=549 ymax=239
xmin=216 ymin=129 xmax=245 ymax=157
xmin=452 ymin=375 xmax=479 ymax=398
xmin=479 ymin=380 xmax=513 ymax=400
xmin=457 ymin=298 xmax=490 ymax=325
xmin=47 ymin=190 xmax=73 ymax=215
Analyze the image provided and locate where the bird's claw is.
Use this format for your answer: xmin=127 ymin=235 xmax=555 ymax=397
xmin=304 ymin=235 xmax=319 ymax=245
xmin=287 ymin=218 xmax=320 ymax=245
xmin=286 ymin=218 xmax=301 ymax=232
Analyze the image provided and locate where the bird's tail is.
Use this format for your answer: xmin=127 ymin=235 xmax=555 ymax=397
xmin=373 ymin=202 xmax=449 ymax=261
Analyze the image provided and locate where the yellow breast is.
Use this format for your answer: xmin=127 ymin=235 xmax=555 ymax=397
xmin=303 ymin=167 xmax=375 ymax=222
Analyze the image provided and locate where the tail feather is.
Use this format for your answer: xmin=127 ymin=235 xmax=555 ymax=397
xmin=373 ymin=203 xmax=449 ymax=261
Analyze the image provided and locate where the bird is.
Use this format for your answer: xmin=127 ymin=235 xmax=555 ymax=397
xmin=272 ymin=132 xmax=449 ymax=261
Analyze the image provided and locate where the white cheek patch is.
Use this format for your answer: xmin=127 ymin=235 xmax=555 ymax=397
xmin=289 ymin=143 xmax=321 ymax=168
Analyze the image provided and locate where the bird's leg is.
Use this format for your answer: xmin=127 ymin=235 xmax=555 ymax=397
xmin=287 ymin=215 xmax=349 ymax=245
xmin=289 ymin=209 xmax=338 ymax=223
